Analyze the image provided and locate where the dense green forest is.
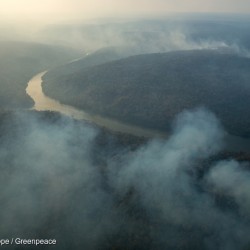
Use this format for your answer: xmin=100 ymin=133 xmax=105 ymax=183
xmin=43 ymin=49 xmax=250 ymax=137
xmin=0 ymin=41 xmax=80 ymax=109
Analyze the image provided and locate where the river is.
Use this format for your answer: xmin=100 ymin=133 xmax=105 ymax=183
xmin=26 ymin=71 xmax=250 ymax=152
xmin=26 ymin=71 xmax=165 ymax=138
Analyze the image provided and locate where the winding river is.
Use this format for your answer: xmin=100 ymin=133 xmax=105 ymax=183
xmin=26 ymin=71 xmax=250 ymax=152
xmin=26 ymin=71 xmax=165 ymax=138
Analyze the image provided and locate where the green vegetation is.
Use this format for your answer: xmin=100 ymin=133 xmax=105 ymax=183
xmin=43 ymin=49 xmax=250 ymax=137
xmin=0 ymin=41 xmax=80 ymax=109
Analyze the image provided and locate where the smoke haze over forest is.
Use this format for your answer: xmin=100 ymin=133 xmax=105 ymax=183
xmin=1 ymin=109 xmax=250 ymax=249
xmin=1 ymin=1 xmax=250 ymax=249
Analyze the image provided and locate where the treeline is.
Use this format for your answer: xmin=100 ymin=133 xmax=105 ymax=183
xmin=43 ymin=49 xmax=250 ymax=137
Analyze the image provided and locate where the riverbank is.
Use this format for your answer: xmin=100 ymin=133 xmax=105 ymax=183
xmin=26 ymin=71 xmax=164 ymax=138
xmin=26 ymin=71 xmax=250 ymax=152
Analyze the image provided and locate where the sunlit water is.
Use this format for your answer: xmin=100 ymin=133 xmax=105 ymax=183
xmin=26 ymin=71 xmax=165 ymax=138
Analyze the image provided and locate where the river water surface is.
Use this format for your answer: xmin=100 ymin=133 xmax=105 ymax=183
xmin=26 ymin=71 xmax=250 ymax=152
xmin=26 ymin=71 xmax=165 ymax=138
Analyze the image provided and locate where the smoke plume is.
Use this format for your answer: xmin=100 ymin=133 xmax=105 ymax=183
xmin=0 ymin=109 xmax=250 ymax=249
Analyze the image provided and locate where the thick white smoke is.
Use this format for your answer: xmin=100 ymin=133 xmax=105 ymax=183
xmin=0 ymin=109 xmax=250 ymax=249
xmin=110 ymin=109 xmax=250 ymax=250
xmin=207 ymin=160 xmax=250 ymax=218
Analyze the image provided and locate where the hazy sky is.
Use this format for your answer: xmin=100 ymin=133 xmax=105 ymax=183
xmin=0 ymin=0 xmax=250 ymax=23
